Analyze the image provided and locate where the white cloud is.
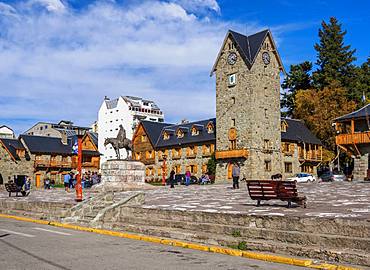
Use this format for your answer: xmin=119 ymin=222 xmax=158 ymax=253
xmin=0 ymin=2 xmax=18 ymax=17
xmin=173 ymin=0 xmax=220 ymax=14
xmin=27 ymin=0 xmax=66 ymax=13
xmin=0 ymin=0 xmax=269 ymax=134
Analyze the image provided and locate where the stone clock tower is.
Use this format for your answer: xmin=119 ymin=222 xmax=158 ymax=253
xmin=211 ymin=29 xmax=285 ymax=181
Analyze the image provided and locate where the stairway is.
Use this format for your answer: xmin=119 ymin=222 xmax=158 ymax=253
xmin=96 ymin=206 xmax=370 ymax=267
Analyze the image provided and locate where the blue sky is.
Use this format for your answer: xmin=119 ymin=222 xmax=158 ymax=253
xmin=0 ymin=0 xmax=369 ymax=135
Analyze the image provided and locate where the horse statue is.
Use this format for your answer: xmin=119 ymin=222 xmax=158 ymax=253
xmin=104 ymin=125 xmax=133 ymax=160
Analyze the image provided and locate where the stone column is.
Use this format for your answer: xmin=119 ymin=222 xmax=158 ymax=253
xmin=353 ymin=154 xmax=368 ymax=181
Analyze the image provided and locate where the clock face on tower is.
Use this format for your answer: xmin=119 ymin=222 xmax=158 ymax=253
xmin=227 ymin=52 xmax=237 ymax=65
xmin=262 ymin=52 xmax=270 ymax=65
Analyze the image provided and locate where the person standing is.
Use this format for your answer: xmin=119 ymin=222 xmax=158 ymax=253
xmin=64 ymin=173 xmax=71 ymax=192
xmin=185 ymin=170 xmax=191 ymax=186
xmin=232 ymin=163 xmax=240 ymax=189
xmin=170 ymin=169 xmax=176 ymax=188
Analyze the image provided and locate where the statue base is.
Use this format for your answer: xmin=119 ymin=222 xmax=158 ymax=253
xmin=93 ymin=160 xmax=156 ymax=192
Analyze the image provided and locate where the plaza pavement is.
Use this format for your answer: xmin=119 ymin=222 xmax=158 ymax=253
xmin=1 ymin=181 xmax=369 ymax=220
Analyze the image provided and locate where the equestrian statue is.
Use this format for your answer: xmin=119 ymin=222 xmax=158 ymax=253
xmin=104 ymin=124 xmax=133 ymax=160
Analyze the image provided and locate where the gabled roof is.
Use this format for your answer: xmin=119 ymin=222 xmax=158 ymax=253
xmin=139 ymin=121 xmax=173 ymax=146
xmin=334 ymin=104 xmax=370 ymax=122
xmin=20 ymin=135 xmax=72 ymax=155
xmin=0 ymin=125 xmax=14 ymax=132
xmin=156 ymin=118 xmax=216 ymax=148
xmin=88 ymin=132 xmax=98 ymax=148
xmin=0 ymin=138 xmax=25 ymax=160
xmin=281 ymin=118 xmax=321 ymax=145
xmin=211 ymin=29 xmax=285 ymax=75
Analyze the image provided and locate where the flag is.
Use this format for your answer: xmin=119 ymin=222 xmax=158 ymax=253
xmin=362 ymin=91 xmax=366 ymax=102
xmin=72 ymin=139 xmax=78 ymax=154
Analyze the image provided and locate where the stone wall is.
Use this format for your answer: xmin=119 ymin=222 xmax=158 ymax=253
xmin=353 ymin=154 xmax=369 ymax=180
xmin=0 ymin=146 xmax=33 ymax=185
xmin=215 ymin=34 xmax=282 ymax=181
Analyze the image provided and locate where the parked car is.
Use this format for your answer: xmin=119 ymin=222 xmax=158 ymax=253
xmin=319 ymin=171 xmax=347 ymax=182
xmin=287 ymin=173 xmax=316 ymax=183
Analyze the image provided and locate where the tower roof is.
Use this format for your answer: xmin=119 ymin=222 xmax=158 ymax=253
xmin=211 ymin=29 xmax=285 ymax=75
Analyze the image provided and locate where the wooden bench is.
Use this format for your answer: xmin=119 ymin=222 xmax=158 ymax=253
xmin=246 ymin=180 xmax=306 ymax=208
xmin=5 ymin=183 xmax=29 ymax=197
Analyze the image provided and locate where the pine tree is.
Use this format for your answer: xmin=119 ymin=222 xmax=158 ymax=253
xmin=281 ymin=61 xmax=312 ymax=117
xmin=313 ymin=17 xmax=356 ymax=89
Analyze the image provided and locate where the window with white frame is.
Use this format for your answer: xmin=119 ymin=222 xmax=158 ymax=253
xmin=228 ymin=73 xmax=236 ymax=86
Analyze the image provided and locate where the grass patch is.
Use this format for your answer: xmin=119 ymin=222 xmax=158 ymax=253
xmin=231 ymin=230 xmax=241 ymax=237
xmin=228 ymin=241 xmax=248 ymax=251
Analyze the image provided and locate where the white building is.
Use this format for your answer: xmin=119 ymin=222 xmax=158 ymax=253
xmin=98 ymin=96 xmax=164 ymax=164
xmin=0 ymin=125 xmax=15 ymax=139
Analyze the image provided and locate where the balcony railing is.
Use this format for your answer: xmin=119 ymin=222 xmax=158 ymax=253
xmin=142 ymin=158 xmax=156 ymax=165
xmin=34 ymin=160 xmax=49 ymax=167
xmin=35 ymin=160 xmax=72 ymax=168
xmin=298 ymin=152 xmax=321 ymax=161
xmin=215 ymin=149 xmax=248 ymax=159
xmin=336 ymin=132 xmax=370 ymax=145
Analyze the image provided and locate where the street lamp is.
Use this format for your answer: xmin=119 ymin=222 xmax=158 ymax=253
xmin=75 ymin=128 xmax=86 ymax=202
xmin=162 ymin=155 xmax=167 ymax=186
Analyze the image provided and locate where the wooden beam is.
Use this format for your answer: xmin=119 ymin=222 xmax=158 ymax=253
xmin=351 ymin=119 xmax=355 ymax=134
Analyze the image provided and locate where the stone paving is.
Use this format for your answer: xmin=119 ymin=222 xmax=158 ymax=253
xmin=143 ymin=181 xmax=370 ymax=219
xmin=1 ymin=181 xmax=369 ymax=219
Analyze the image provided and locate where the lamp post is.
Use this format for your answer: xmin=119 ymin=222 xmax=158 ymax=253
xmin=162 ymin=155 xmax=167 ymax=186
xmin=75 ymin=128 xmax=85 ymax=202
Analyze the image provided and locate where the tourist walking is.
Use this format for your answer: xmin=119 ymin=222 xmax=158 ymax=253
xmin=185 ymin=170 xmax=191 ymax=186
xmin=232 ymin=163 xmax=240 ymax=189
xmin=64 ymin=173 xmax=71 ymax=192
xmin=170 ymin=169 xmax=176 ymax=188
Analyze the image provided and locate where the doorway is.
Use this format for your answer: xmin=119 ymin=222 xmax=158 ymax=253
xmin=227 ymin=163 xmax=233 ymax=180
xmin=36 ymin=174 xmax=41 ymax=188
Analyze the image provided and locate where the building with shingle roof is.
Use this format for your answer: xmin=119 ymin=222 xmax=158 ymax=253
xmin=0 ymin=138 xmax=32 ymax=185
xmin=133 ymin=116 xmax=321 ymax=182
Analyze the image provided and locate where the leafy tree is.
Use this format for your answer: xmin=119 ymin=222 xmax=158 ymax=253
xmin=281 ymin=61 xmax=312 ymax=117
xmin=343 ymin=57 xmax=370 ymax=104
xmin=207 ymin=153 xmax=216 ymax=175
xmin=293 ymin=83 xmax=356 ymax=151
xmin=312 ymin=17 xmax=356 ymax=90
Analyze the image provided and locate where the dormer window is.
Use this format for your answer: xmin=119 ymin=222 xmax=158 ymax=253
xmin=176 ymin=130 xmax=184 ymax=138
xmin=191 ymin=127 xmax=199 ymax=136
xmin=281 ymin=120 xmax=288 ymax=133
xmin=207 ymin=122 xmax=214 ymax=134
xmin=163 ymin=131 xmax=170 ymax=140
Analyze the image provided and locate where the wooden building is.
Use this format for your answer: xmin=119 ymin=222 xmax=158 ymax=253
xmin=132 ymin=119 xmax=216 ymax=182
xmin=132 ymin=118 xmax=322 ymax=182
xmin=20 ymin=135 xmax=75 ymax=187
xmin=334 ymin=104 xmax=370 ymax=180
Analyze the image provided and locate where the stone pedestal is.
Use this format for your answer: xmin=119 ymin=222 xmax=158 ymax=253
xmin=93 ymin=160 xmax=156 ymax=192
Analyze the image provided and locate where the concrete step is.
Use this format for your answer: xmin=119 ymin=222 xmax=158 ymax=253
xmin=119 ymin=206 xmax=370 ymax=238
xmin=116 ymin=215 xmax=370 ymax=252
xmin=103 ymin=222 xmax=369 ymax=267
